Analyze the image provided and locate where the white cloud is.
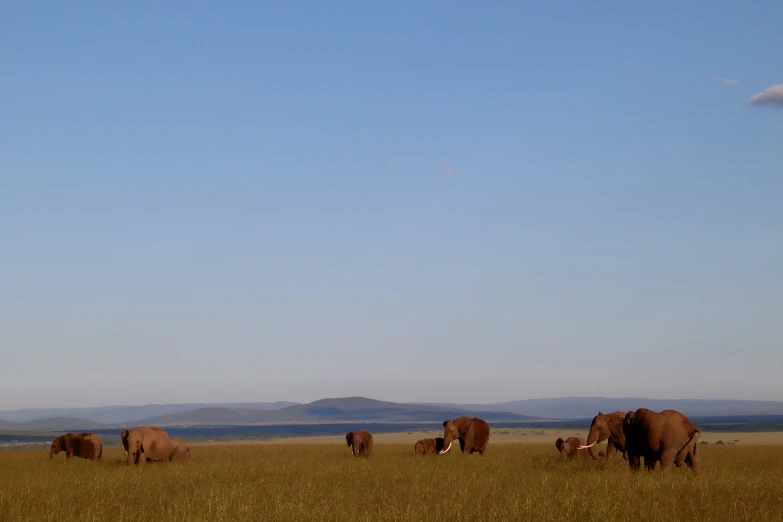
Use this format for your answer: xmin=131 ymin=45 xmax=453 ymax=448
xmin=747 ymin=84 xmax=783 ymax=107
xmin=710 ymin=77 xmax=740 ymax=85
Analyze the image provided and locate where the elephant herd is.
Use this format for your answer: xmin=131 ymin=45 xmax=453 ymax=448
xmin=360 ymin=408 xmax=701 ymax=474
xmin=48 ymin=408 xmax=702 ymax=473
xmin=345 ymin=416 xmax=492 ymax=457
xmin=348 ymin=416 xmax=492 ymax=457
xmin=48 ymin=426 xmax=190 ymax=464
xmin=557 ymin=407 xmax=702 ymax=472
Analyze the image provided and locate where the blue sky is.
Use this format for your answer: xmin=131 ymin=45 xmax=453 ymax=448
xmin=1 ymin=2 xmax=781 ymax=409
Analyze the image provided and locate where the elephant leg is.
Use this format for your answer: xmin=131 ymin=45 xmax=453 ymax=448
xmin=674 ymin=451 xmax=687 ymax=468
xmin=675 ymin=439 xmax=698 ymax=470
xmin=660 ymin=448 xmax=678 ymax=471
xmin=689 ymin=446 xmax=701 ymax=472
xmin=605 ymin=443 xmax=617 ymax=461
xmin=628 ymin=453 xmax=641 ymax=471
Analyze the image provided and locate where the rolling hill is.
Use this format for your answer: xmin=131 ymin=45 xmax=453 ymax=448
xmin=130 ymin=397 xmax=535 ymax=426
xmin=0 ymin=417 xmax=107 ymax=431
xmin=0 ymin=401 xmax=296 ymax=424
xmin=137 ymin=407 xmax=252 ymax=425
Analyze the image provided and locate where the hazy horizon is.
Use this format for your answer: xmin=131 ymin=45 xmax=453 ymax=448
xmin=4 ymin=393 xmax=783 ymax=415
xmin=2 ymin=2 xmax=781 ymax=410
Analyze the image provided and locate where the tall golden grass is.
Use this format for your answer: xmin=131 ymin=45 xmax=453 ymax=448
xmin=1 ymin=443 xmax=781 ymax=521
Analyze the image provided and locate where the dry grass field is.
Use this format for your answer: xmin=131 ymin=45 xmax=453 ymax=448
xmin=1 ymin=438 xmax=782 ymax=522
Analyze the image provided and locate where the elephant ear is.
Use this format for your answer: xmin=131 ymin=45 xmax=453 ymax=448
xmin=622 ymin=412 xmax=636 ymax=434
xmin=63 ymin=433 xmax=75 ymax=452
xmin=54 ymin=435 xmax=66 ymax=451
xmin=555 ymin=438 xmax=563 ymax=451
xmin=455 ymin=417 xmax=472 ymax=436
xmin=345 ymin=432 xmax=354 ymax=447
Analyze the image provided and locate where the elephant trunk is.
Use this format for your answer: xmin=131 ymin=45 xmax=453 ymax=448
xmin=582 ymin=429 xmax=603 ymax=461
xmin=587 ymin=442 xmax=602 ymax=461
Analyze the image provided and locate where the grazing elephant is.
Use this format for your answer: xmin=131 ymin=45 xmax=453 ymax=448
xmin=121 ymin=426 xmax=169 ymax=465
xmin=555 ymin=437 xmax=601 ymax=459
xmin=414 ymin=437 xmax=445 ymax=455
xmin=49 ymin=432 xmax=103 ymax=460
xmin=579 ymin=412 xmax=629 ymax=461
xmin=139 ymin=437 xmax=190 ymax=463
xmin=440 ymin=416 xmax=490 ymax=455
xmin=346 ymin=430 xmax=373 ymax=457
xmin=622 ymin=408 xmax=701 ymax=472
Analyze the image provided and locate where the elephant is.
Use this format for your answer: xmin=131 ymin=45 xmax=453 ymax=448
xmin=578 ymin=411 xmax=629 ymax=461
xmin=622 ymin=408 xmax=701 ymax=472
xmin=555 ymin=437 xmax=601 ymax=459
xmin=49 ymin=432 xmax=103 ymax=460
xmin=440 ymin=416 xmax=490 ymax=455
xmin=121 ymin=426 xmax=169 ymax=465
xmin=139 ymin=437 xmax=190 ymax=463
xmin=414 ymin=437 xmax=445 ymax=455
xmin=346 ymin=430 xmax=373 ymax=457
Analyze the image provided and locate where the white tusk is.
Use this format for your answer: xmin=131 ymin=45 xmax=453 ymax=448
xmin=439 ymin=441 xmax=452 ymax=454
xmin=577 ymin=442 xmax=597 ymax=449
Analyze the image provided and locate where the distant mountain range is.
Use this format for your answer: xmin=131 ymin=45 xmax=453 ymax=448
xmin=0 ymin=397 xmax=533 ymax=430
xmin=0 ymin=416 xmax=107 ymax=431
xmin=133 ymin=397 xmax=534 ymax=426
xmin=2 ymin=396 xmax=783 ymax=431
xmin=0 ymin=401 xmax=297 ymax=424
xmin=420 ymin=397 xmax=783 ymax=419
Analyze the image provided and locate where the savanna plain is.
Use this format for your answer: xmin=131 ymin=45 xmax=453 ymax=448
xmin=1 ymin=432 xmax=782 ymax=522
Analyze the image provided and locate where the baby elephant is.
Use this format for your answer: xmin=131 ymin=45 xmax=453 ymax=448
xmin=414 ymin=437 xmax=445 ymax=455
xmin=555 ymin=437 xmax=602 ymax=460
xmin=49 ymin=432 xmax=103 ymax=461
xmin=139 ymin=437 xmax=190 ymax=463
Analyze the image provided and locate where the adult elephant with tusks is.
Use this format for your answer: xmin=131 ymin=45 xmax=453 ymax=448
xmin=440 ymin=416 xmax=490 ymax=455
xmin=346 ymin=430 xmax=373 ymax=457
xmin=621 ymin=408 xmax=701 ymax=472
xmin=578 ymin=411 xmax=628 ymax=461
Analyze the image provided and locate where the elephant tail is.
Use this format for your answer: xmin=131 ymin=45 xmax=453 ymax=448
xmin=675 ymin=430 xmax=700 ymax=464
